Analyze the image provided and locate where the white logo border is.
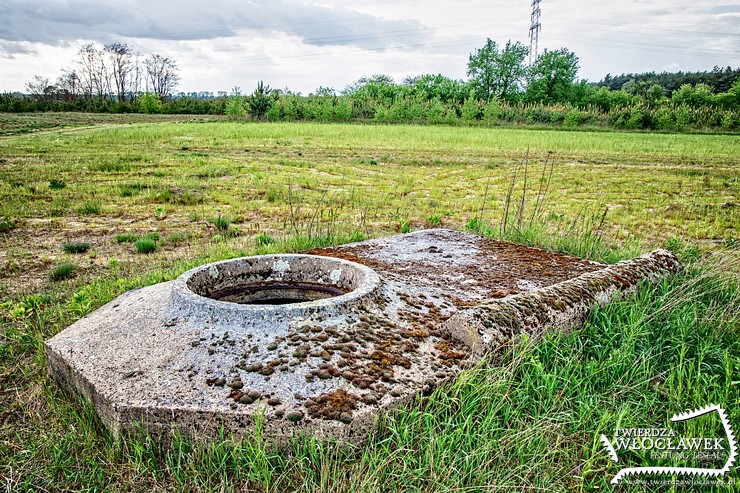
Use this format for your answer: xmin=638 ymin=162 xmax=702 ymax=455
xmin=601 ymin=404 xmax=737 ymax=485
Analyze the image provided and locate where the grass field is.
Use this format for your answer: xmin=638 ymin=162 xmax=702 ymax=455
xmin=0 ymin=113 xmax=738 ymax=491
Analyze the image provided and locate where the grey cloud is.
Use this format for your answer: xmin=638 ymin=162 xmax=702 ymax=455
xmin=0 ymin=0 xmax=430 ymax=50
xmin=703 ymin=4 xmax=740 ymax=15
xmin=0 ymin=41 xmax=38 ymax=59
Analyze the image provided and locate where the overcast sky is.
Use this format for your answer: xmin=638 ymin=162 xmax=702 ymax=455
xmin=1 ymin=0 xmax=739 ymax=94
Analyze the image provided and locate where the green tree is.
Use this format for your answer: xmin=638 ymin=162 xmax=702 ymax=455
xmin=138 ymin=91 xmax=162 ymax=114
xmin=402 ymin=74 xmax=467 ymax=104
xmin=645 ymin=84 xmax=666 ymax=108
xmin=671 ymin=83 xmax=715 ymax=108
xmin=225 ymin=96 xmax=246 ymax=118
xmin=467 ymin=39 xmax=529 ymax=102
xmin=247 ymin=81 xmax=273 ymax=120
xmin=494 ymin=40 xmax=529 ymax=101
xmin=525 ymin=48 xmax=580 ymax=104
xmin=717 ymin=79 xmax=740 ymax=109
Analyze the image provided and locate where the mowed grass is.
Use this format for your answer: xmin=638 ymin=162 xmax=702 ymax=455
xmin=0 ymin=119 xmax=737 ymax=296
xmin=0 ymin=115 xmax=738 ymax=491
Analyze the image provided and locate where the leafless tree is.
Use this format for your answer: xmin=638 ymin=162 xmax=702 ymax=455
xmin=105 ymin=43 xmax=134 ymax=102
xmin=76 ymin=43 xmax=111 ymax=99
xmin=130 ymin=52 xmax=144 ymax=100
xmin=145 ymin=54 xmax=180 ymax=99
xmin=56 ymin=69 xmax=81 ymax=102
xmin=25 ymin=75 xmax=54 ymax=102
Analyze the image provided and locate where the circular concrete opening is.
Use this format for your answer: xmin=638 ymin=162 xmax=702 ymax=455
xmin=175 ymin=254 xmax=380 ymax=311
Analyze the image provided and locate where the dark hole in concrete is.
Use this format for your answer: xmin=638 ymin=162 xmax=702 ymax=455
xmin=182 ymin=254 xmax=379 ymax=310
xmin=210 ymin=281 xmax=348 ymax=305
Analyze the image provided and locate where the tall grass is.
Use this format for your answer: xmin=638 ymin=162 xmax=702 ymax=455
xmin=1 ymin=224 xmax=737 ymax=491
xmin=1 ymin=119 xmax=738 ymax=491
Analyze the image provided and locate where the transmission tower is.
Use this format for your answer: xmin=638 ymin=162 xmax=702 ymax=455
xmin=529 ymin=0 xmax=542 ymax=65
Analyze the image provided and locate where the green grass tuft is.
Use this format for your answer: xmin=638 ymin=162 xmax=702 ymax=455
xmin=115 ymin=233 xmax=138 ymax=243
xmin=134 ymin=238 xmax=157 ymax=254
xmin=0 ymin=217 xmax=15 ymax=233
xmin=62 ymin=242 xmax=91 ymax=254
xmin=76 ymin=200 xmax=102 ymax=215
xmin=256 ymin=232 xmax=275 ymax=246
xmin=49 ymin=262 xmax=77 ymax=280
xmin=49 ymin=179 xmax=66 ymax=190
xmin=210 ymin=215 xmax=231 ymax=231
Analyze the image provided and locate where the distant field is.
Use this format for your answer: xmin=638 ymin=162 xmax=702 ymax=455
xmin=0 ymin=114 xmax=737 ymax=295
xmin=0 ymin=112 xmax=225 ymax=136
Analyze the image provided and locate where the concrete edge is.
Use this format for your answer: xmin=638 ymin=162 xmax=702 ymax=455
xmin=443 ymin=249 xmax=683 ymax=354
xmin=45 ymin=344 xmax=121 ymax=436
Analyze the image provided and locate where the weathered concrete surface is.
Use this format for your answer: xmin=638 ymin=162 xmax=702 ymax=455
xmin=443 ymin=249 xmax=683 ymax=354
xmin=45 ymin=229 xmax=681 ymax=446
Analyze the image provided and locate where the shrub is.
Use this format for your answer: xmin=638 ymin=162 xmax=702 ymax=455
xmin=225 ymin=96 xmax=246 ymax=118
xmin=720 ymin=111 xmax=738 ymax=131
xmin=63 ymin=242 xmax=91 ymax=254
xmin=461 ymin=96 xmax=482 ymax=124
xmin=139 ymin=92 xmax=162 ymax=114
xmin=563 ymin=109 xmax=582 ymax=127
xmin=135 ymin=238 xmax=157 ymax=254
xmin=50 ymin=262 xmax=77 ymax=280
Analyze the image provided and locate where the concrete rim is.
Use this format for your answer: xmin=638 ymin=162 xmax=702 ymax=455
xmin=171 ymin=254 xmax=381 ymax=316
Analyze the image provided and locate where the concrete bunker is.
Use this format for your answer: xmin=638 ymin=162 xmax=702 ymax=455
xmin=45 ymin=229 xmax=682 ymax=446
xmin=177 ymin=254 xmax=380 ymax=308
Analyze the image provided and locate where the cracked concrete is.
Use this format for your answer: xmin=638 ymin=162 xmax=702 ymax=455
xmin=45 ymin=229 xmax=682 ymax=446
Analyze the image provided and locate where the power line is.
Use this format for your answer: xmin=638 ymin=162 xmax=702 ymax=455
xmin=551 ymin=33 xmax=739 ymax=59
xmin=185 ymin=37 xmax=481 ymax=68
xmin=9 ymin=15 xmax=424 ymax=45
xmin=529 ymin=0 xmax=542 ymax=64
xmin=568 ymin=22 xmax=739 ymax=39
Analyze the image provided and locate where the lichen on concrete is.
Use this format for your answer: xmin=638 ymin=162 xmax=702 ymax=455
xmin=444 ymin=249 xmax=682 ymax=354
xmin=45 ymin=229 xmax=682 ymax=446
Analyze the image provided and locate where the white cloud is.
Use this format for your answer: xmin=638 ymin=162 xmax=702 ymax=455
xmin=1 ymin=0 xmax=738 ymax=93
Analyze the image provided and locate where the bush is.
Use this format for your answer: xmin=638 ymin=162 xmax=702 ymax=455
xmin=225 ymin=96 xmax=246 ymax=118
xmin=563 ymin=109 xmax=582 ymax=127
xmin=50 ymin=262 xmax=77 ymax=280
xmin=461 ymin=96 xmax=482 ymax=124
xmin=139 ymin=92 xmax=162 ymax=114
xmin=63 ymin=242 xmax=91 ymax=254
xmin=483 ymin=99 xmax=503 ymax=124
xmin=134 ymin=238 xmax=157 ymax=254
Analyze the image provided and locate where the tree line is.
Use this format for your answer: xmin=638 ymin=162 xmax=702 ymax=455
xmin=2 ymin=38 xmax=739 ymax=131
xmin=13 ymin=42 xmax=180 ymax=109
